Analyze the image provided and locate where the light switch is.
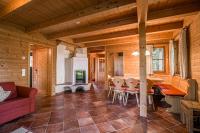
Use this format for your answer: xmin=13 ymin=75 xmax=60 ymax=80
xmin=22 ymin=69 xmax=26 ymax=77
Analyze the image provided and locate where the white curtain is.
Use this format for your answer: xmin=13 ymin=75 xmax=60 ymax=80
xmin=146 ymin=45 xmax=153 ymax=76
xmin=179 ymin=28 xmax=188 ymax=79
xmin=169 ymin=40 xmax=175 ymax=76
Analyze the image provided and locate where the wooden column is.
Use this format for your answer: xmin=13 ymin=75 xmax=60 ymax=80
xmin=136 ymin=0 xmax=148 ymax=117
xmin=139 ymin=22 xmax=147 ymax=117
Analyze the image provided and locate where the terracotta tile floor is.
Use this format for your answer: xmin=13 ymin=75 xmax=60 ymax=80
xmin=0 ymin=84 xmax=187 ymax=133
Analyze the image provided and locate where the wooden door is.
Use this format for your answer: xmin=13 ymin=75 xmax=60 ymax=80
xmin=97 ymin=58 xmax=105 ymax=83
xmin=32 ymin=48 xmax=48 ymax=96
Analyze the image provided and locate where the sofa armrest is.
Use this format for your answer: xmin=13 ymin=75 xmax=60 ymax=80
xmin=16 ymin=86 xmax=37 ymax=98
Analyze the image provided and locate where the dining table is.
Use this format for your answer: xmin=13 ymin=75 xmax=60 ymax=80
xmin=110 ymin=76 xmax=164 ymax=83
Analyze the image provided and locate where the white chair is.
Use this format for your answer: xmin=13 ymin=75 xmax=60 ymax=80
xmin=123 ymin=78 xmax=140 ymax=106
xmin=112 ymin=78 xmax=125 ymax=104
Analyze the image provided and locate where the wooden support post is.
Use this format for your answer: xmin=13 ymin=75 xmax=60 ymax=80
xmin=139 ymin=22 xmax=147 ymax=117
xmin=136 ymin=0 xmax=148 ymax=118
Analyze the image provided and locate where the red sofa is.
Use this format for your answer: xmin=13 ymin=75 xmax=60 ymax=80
xmin=0 ymin=82 xmax=37 ymax=125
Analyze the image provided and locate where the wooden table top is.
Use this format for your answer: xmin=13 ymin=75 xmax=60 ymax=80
xmin=158 ymin=84 xmax=187 ymax=96
xmin=111 ymin=76 xmax=164 ymax=82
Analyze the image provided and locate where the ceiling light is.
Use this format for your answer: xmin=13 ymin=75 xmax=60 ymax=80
xmin=132 ymin=50 xmax=150 ymax=56
xmin=145 ymin=50 xmax=150 ymax=56
xmin=132 ymin=51 xmax=139 ymax=56
xmin=76 ymin=21 xmax=80 ymax=24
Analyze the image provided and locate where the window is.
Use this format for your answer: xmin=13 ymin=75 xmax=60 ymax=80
xmin=152 ymin=47 xmax=165 ymax=72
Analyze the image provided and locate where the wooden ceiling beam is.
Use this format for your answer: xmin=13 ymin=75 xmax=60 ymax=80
xmin=27 ymin=0 xmax=137 ymax=32
xmin=47 ymin=16 xmax=138 ymax=40
xmin=86 ymin=39 xmax=170 ymax=48
xmin=47 ymin=2 xmax=200 ymax=40
xmin=147 ymin=2 xmax=200 ymax=24
xmin=88 ymin=46 xmax=105 ymax=53
xmin=74 ymin=21 xmax=183 ymax=43
xmin=84 ymin=32 xmax=173 ymax=47
xmin=0 ymin=0 xmax=31 ymax=18
xmin=74 ymin=29 xmax=138 ymax=43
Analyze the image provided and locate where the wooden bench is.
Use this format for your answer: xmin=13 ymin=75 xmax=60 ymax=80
xmin=180 ymin=100 xmax=200 ymax=133
xmin=157 ymin=76 xmax=197 ymax=113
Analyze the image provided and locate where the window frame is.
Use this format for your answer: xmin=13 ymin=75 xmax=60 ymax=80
xmin=152 ymin=45 xmax=167 ymax=74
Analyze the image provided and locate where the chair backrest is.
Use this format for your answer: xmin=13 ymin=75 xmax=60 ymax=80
xmin=125 ymin=78 xmax=139 ymax=89
xmin=147 ymin=79 xmax=154 ymax=92
xmin=183 ymin=79 xmax=198 ymax=101
xmin=108 ymin=78 xmax=114 ymax=86
xmin=113 ymin=78 xmax=124 ymax=90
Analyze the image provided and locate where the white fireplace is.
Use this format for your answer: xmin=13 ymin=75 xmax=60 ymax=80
xmin=65 ymin=57 xmax=88 ymax=85
xmin=55 ymin=44 xmax=89 ymax=93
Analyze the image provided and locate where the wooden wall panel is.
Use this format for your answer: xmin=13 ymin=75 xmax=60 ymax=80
xmin=0 ymin=36 xmax=29 ymax=86
xmin=186 ymin=13 xmax=200 ymax=102
xmin=106 ymin=43 xmax=139 ymax=77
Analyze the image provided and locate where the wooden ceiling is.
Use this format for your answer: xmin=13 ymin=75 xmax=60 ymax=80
xmin=0 ymin=0 xmax=200 ymax=47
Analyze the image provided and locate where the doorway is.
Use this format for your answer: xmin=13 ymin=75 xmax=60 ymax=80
xmin=97 ymin=58 xmax=105 ymax=83
xmin=30 ymin=45 xmax=53 ymax=96
xmin=89 ymin=52 xmax=105 ymax=84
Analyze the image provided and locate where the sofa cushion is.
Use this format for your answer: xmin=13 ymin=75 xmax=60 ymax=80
xmin=0 ymin=82 xmax=17 ymax=100
xmin=0 ymin=87 xmax=11 ymax=102
xmin=0 ymin=97 xmax=30 ymax=113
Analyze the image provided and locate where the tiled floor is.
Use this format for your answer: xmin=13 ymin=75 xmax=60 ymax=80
xmin=0 ymin=84 xmax=187 ymax=133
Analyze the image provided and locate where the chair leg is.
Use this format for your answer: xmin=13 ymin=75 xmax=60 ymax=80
xmin=125 ymin=93 xmax=129 ymax=105
xmin=181 ymin=112 xmax=186 ymax=124
xmin=148 ymin=95 xmax=152 ymax=104
xmin=107 ymin=87 xmax=112 ymax=97
xmin=150 ymin=95 xmax=155 ymax=111
xmin=148 ymin=95 xmax=155 ymax=111
xmin=135 ymin=93 xmax=139 ymax=107
xmin=152 ymin=96 xmax=155 ymax=111
xmin=112 ymin=91 xmax=117 ymax=103
xmin=123 ymin=92 xmax=129 ymax=106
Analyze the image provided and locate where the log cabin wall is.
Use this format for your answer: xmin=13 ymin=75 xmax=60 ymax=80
xmin=106 ymin=43 xmax=139 ymax=77
xmin=0 ymin=36 xmax=29 ymax=86
xmin=106 ymin=43 xmax=170 ymax=77
xmin=0 ymin=23 xmax=57 ymax=95
xmin=186 ymin=13 xmax=200 ymax=102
